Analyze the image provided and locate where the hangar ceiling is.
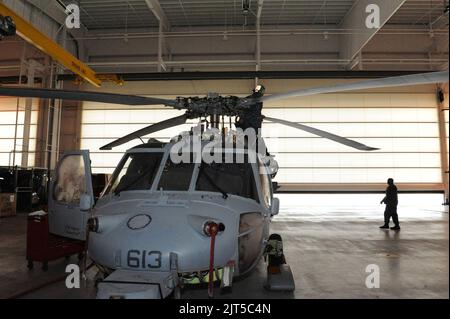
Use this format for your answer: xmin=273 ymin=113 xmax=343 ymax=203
xmin=60 ymin=0 xmax=447 ymax=30
xmin=0 ymin=0 xmax=448 ymax=74
xmin=44 ymin=0 xmax=448 ymax=72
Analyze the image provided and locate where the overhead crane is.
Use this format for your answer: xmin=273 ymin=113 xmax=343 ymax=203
xmin=0 ymin=2 xmax=102 ymax=87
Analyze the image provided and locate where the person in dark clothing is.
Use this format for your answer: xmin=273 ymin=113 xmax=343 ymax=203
xmin=380 ymin=178 xmax=400 ymax=230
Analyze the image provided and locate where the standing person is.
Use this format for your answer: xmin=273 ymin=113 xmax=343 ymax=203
xmin=380 ymin=178 xmax=400 ymax=230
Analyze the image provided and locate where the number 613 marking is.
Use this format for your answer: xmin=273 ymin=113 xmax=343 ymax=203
xmin=127 ymin=250 xmax=162 ymax=269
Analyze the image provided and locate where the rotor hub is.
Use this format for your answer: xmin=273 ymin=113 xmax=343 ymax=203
xmin=176 ymin=95 xmax=247 ymax=118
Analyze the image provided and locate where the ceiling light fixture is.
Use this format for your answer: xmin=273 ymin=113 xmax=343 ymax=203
xmin=242 ymin=0 xmax=251 ymax=16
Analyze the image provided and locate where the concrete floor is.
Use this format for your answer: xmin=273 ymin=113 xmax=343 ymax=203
xmin=0 ymin=194 xmax=448 ymax=299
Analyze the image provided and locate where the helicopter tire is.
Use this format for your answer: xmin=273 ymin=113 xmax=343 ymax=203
xmin=27 ymin=260 xmax=34 ymax=270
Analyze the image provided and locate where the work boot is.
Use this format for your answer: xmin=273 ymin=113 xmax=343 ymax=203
xmin=379 ymin=224 xmax=389 ymax=229
xmin=390 ymin=226 xmax=401 ymax=231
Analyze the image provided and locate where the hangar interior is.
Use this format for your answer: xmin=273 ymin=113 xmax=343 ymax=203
xmin=0 ymin=0 xmax=448 ymax=299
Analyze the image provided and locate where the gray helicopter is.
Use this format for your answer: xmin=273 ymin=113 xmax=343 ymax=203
xmin=0 ymin=70 xmax=447 ymax=299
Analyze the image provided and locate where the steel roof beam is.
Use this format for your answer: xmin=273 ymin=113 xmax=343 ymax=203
xmin=144 ymin=0 xmax=170 ymax=72
xmin=339 ymin=0 xmax=407 ymax=70
xmin=25 ymin=0 xmax=86 ymax=38
xmin=144 ymin=0 xmax=170 ymax=31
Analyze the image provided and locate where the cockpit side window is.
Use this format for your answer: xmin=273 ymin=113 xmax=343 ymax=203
xmin=53 ymin=154 xmax=87 ymax=204
xmin=196 ymin=161 xmax=259 ymax=202
xmin=105 ymin=152 xmax=164 ymax=195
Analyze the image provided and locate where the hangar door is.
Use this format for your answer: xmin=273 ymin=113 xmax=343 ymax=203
xmin=0 ymin=96 xmax=39 ymax=167
xmin=79 ymin=79 xmax=448 ymax=192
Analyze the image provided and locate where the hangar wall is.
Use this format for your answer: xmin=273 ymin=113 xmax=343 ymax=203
xmin=0 ymin=78 xmax=447 ymax=192
xmin=78 ymin=79 xmax=449 ymax=192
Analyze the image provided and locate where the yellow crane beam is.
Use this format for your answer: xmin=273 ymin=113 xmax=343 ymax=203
xmin=0 ymin=3 xmax=101 ymax=87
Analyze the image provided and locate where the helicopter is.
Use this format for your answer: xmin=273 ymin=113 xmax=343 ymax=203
xmin=0 ymin=70 xmax=448 ymax=299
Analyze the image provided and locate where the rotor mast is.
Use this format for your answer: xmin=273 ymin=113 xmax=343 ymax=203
xmin=207 ymin=92 xmax=221 ymax=129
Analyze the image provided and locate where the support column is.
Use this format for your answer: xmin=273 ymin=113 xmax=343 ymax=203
xmin=255 ymin=0 xmax=263 ymax=86
xmin=157 ymin=21 xmax=166 ymax=73
xmin=145 ymin=0 xmax=170 ymax=73
xmin=44 ymin=62 xmax=63 ymax=171
xmin=437 ymin=85 xmax=449 ymax=203
xmin=21 ymin=60 xmax=42 ymax=167
xmin=49 ymin=85 xmax=62 ymax=170
xmin=34 ymin=56 xmax=51 ymax=168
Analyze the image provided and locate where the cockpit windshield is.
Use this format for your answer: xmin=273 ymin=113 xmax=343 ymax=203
xmin=196 ymin=161 xmax=258 ymax=202
xmin=101 ymin=149 xmax=259 ymax=203
xmin=158 ymin=159 xmax=195 ymax=191
xmin=104 ymin=152 xmax=164 ymax=195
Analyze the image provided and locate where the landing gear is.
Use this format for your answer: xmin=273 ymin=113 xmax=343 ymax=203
xmin=263 ymin=234 xmax=295 ymax=291
xmin=27 ymin=260 xmax=34 ymax=270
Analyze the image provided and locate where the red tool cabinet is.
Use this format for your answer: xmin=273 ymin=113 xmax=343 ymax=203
xmin=26 ymin=212 xmax=85 ymax=271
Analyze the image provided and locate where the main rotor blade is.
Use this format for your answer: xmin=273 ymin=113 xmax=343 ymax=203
xmin=264 ymin=116 xmax=379 ymax=151
xmin=259 ymin=71 xmax=449 ymax=103
xmin=0 ymin=86 xmax=179 ymax=107
xmin=100 ymin=114 xmax=188 ymax=150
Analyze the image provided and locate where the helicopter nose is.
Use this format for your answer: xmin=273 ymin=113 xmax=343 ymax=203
xmin=87 ymin=200 xmax=238 ymax=271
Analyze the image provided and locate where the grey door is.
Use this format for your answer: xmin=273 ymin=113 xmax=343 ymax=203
xmin=48 ymin=151 xmax=94 ymax=241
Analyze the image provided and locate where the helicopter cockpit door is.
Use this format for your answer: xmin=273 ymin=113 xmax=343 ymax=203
xmin=48 ymin=151 xmax=94 ymax=241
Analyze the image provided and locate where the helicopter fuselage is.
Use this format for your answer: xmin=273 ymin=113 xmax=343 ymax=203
xmin=87 ymin=141 xmax=277 ymax=282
